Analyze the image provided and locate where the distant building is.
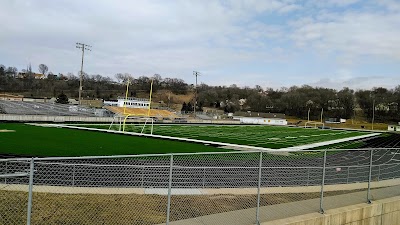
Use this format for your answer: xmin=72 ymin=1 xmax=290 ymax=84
xmin=234 ymin=111 xmax=286 ymax=119
xmin=34 ymin=73 xmax=45 ymax=79
xmin=0 ymin=94 xmax=23 ymax=101
xmin=388 ymin=124 xmax=400 ymax=132
xmin=235 ymin=117 xmax=288 ymax=126
xmin=104 ymin=97 xmax=150 ymax=109
xmin=47 ymin=74 xmax=58 ymax=80
xmin=16 ymin=72 xmax=45 ymax=79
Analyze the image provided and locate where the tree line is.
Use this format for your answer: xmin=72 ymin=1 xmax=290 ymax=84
xmin=196 ymin=85 xmax=399 ymax=123
xmin=1 ymin=63 xmax=399 ymax=122
xmin=0 ymin=64 xmax=189 ymax=100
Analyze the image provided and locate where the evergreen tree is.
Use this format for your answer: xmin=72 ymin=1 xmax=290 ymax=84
xmin=181 ymin=102 xmax=187 ymax=112
xmin=187 ymin=102 xmax=193 ymax=112
xmin=197 ymin=101 xmax=204 ymax=112
xmin=55 ymin=92 xmax=69 ymax=104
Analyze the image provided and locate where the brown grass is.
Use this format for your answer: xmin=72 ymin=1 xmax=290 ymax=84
xmin=0 ymin=189 xmax=362 ymax=225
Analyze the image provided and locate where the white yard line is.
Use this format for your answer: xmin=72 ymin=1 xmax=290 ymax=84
xmin=279 ymin=133 xmax=381 ymax=151
xmin=39 ymin=123 xmax=277 ymax=152
xmin=32 ymin=123 xmax=381 ymax=152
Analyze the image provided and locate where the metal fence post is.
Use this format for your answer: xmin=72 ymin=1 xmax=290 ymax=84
xmin=256 ymin=151 xmax=263 ymax=225
xmin=166 ymin=154 xmax=174 ymax=225
xmin=377 ymin=165 xmax=381 ymax=182
xmin=141 ymin=165 xmax=145 ymax=188
xmin=4 ymin=161 xmax=7 ymax=184
xmin=319 ymin=150 xmax=327 ymax=214
xmin=27 ymin=158 xmax=35 ymax=225
xmin=202 ymin=167 xmax=206 ymax=188
xmin=346 ymin=166 xmax=350 ymax=184
xmin=306 ymin=167 xmax=310 ymax=186
xmin=367 ymin=150 xmax=374 ymax=204
xmin=72 ymin=164 xmax=76 ymax=186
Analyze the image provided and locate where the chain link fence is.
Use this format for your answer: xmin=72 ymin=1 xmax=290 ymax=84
xmin=1 ymin=148 xmax=400 ymax=225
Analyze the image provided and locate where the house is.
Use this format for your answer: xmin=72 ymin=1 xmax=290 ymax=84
xmin=16 ymin=72 xmax=44 ymax=79
xmin=388 ymin=124 xmax=400 ymax=132
xmin=34 ymin=73 xmax=45 ymax=79
xmin=17 ymin=72 xmax=29 ymax=78
xmin=47 ymin=74 xmax=58 ymax=80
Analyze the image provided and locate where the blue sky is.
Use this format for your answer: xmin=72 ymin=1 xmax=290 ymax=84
xmin=1 ymin=0 xmax=400 ymax=90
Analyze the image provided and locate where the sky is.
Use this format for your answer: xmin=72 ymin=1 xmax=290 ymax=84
xmin=1 ymin=0 xmax=400 ymax=90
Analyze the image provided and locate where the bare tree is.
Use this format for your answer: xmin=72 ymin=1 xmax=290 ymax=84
xmin=6 ymin=67 xmax=18 ymax=78
xmin=115 ymin=73 xmax=133 ymax=83
xmin=38 ymin=64 xmax=48 ymax=75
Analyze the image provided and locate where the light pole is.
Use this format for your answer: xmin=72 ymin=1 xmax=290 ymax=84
xmin=76 ymin=42 xmax=92 ymax=105
xmin=193 ymin=71 xmax=200 ymax=118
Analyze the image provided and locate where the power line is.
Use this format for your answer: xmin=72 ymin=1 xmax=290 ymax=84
xmin=76 ymin=42 xmax=92 ymax=105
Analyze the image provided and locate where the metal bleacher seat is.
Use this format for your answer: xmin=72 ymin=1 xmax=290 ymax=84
xmin=0 ymin=100 xmax=97 ymax=117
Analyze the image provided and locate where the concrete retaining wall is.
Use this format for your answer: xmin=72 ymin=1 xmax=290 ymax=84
xmin=261 ymin=196 xmax=400 ymax=225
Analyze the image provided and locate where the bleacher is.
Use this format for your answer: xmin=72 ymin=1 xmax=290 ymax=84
xmin=0 ymin=100 xmax=98 ymax=117
xmin=105 ymin=106 xmax=177 ymax=119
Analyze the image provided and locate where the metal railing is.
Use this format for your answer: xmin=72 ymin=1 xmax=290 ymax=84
xmin=1 ymin=148 xmax=400 ymax=225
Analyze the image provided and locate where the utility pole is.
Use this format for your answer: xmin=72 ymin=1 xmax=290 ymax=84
xmin=76 ymin=42 xmax=92 ymax=105
xmin=193 ymin=71 xmax=200 ymax=118
xmin=372 ymin=99 xmax=375 ymax=130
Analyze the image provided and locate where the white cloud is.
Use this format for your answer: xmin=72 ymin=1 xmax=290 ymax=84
xmin=307 ymin=0 xmax=361 ymax=7
xmin=0 ymin=0 xmax=297 ymax=77
xmin=309 ymin=76 xmax=400 ymax=90
xmin=291 ymin=11 xmax=400 ymax=62
xmin=0 ymin=0 xmax=399 ymax=90
xmin=377 ymin=0 xmax=400 ymax=11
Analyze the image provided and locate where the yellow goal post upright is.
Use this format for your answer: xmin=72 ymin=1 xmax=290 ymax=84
xmin=119 ymin=78 xmax=154 ymax=134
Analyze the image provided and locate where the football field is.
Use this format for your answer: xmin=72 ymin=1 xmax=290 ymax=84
xmin=81 ymin=123 xmax=372 ymax=149
xmin=0 ymin=123 xmax=375 ymax=157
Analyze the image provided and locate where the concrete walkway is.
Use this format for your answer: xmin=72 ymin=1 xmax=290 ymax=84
xmin=158 ymin=185 xmax=400 ymax=225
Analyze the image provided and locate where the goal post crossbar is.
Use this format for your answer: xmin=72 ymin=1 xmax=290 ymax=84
xmin=304 ymin=121 xmax=324 ymax=128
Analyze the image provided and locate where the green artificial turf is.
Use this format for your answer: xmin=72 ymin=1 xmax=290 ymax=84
xmin=81 ymin=124 xmax=372 ymax=149
xmin=0 ymin=123 xmax=226 ymax=157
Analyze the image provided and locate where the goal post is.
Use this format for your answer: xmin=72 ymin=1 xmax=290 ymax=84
xmin=122 ymin=114 xmax=154 ymax=135
xmin=108 ymin=76 xmax=156 ymax=135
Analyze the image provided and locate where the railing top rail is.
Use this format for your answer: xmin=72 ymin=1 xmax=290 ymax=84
xmin=1 ymin=148 xmax=399 ymax=162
